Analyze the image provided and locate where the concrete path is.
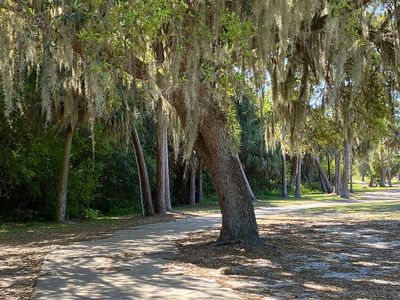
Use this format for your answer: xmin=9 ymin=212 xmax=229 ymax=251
xmin=33 ymin=190 xmax=399 ymax=299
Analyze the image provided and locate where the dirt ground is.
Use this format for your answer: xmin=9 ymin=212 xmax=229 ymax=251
xmin=2 ymin=196 xmax=399 ymax=299
xmin=0 ymin=214 xmax=178 ymax=300
xmin=174 ymin=209 xmax=400 ymax=299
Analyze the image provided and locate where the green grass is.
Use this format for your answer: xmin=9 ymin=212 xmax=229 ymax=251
xmin=254 ymin=192 xmax=342 ymax=207
xmin=174 ymin=194 xmax=220 ymax=214
xmin=175 ymin=179 xmax=399 ymax=215
xmin=174 ymin=191 xmax=343 ymax=215
xmin=351 ymin=176 xmax=399 ymax=193
xmin=0 ymin=214 xmax=161 ymax=242
xmin=351 ymin=183 xmax=399 ymax=193
xmin=302 ymin=200 xmax=400 ymax=214
xmin=0 ymin=216 xmax=128 ymax=232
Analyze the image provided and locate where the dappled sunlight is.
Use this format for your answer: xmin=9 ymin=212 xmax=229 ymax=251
xmin=303 ymin=282 xmax=344 ymax=292
xmin=174 ymin=209 xmax=400 ymax=299
xmin=32 ymin=215 xmax=240 ymax=299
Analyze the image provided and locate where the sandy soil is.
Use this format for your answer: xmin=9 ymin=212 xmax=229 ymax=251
xmin=174 ymin=210 xmax=400 ymax=299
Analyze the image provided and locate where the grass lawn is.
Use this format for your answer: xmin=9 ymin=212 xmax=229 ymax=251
xmin=303 ymin=200 xmax=400 ymax=215
xmin=175 ymin=178 xmax=399 ymax=215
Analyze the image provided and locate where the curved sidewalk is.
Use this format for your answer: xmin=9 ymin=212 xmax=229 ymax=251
xmin=33 ymin=190 xmax=399 ymax=299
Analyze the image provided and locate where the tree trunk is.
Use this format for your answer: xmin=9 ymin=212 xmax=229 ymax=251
xmin=189 ymin=163 xmax=196 ymax=205
xmin=281 ymin=151 xmax=288 ymax=198
xmin=313 ymin=154 xmax=333 ymax=193
xmin=164 ymin=125 xmax=172 ymax=211
xmin=380 ymin=167 xmax=387 ymax=187
xmin=57 ymin=125 xmax=74 ymax=222
xmin=155 ymin=102 xmax=167 ymax=215
xmin=327 ymin=153 xmax=331 ymax=183
xmin=362 ymin=174 xmax=365 ymax=182
xmin=341 ymin=138 xmax=351 ymax=198
xmin=379 ymin=145 xmax=386 ymax=187
xmin=320 ymin=172 xmax=328 ymax=193
xmin=350 ymin=154 xmax=354 ymax=193
xmin=294 ymin=153 xmax=302 ymax=198
xmin=132 ymin=125 xmax=154 ymax=216
xmin=387 ymin=168 xmax=392 ymax=187
xmin=240 ymin=161 xmax=256 ymax=201
xmin=288 ymin=156 xmax=297 ymax=190
xmin=195 ymin=161 xmax=203 ymax=204
xmin=387 ymin=146 xmax=392 ymax=187
xmin=369 ymin=177 xmax=374 ymax=187
xmin=193 ymin=107 xmax=260 ymax=245
xmin=335 ymin=149 xmax=341 ymax=195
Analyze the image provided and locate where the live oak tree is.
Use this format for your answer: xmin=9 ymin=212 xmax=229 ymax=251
xmin=1 ymin=0 xmax=399 ymax=243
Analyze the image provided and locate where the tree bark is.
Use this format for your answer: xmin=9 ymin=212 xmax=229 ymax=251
xmin=57 ymin=124 xmax=74 ymax=222
xmin=193 ymin=107 xmax=260 ymax=245
xmin=387 ymin=168 xmax=392 ymax=187
xmin=131 ymin=125 xmax=154 ymax=216
xmin=294 ymin=153 xmax=302 ymax=198
xmin=313 ymin=154 xmax=333 ymax=193
xmin=195 ymin=161 xmax=203 ymax=204
xmin=320 ymin=172 xmax=328 ymax=193
xmin=189 ymin=162 xmax=196 ymax=205
xmin=387 ymin=146 xmax=392 ymax=187
xmin=350 ymin=154 xmax=354 ymax=193
xmin=164 ymin=125 xmax=172 ymax=211
xmin=335 ymin=149 xmax=341 ymax=195
xmin=341 ymin=138 xmax=351 ymax=198
xmin=155 ymin=101 xmax=167 ymax=215
xmin=288 ymin=156 xmax=297 ymax=190
xmin=327 ymin=153 xmax=331 ymax=182
xmin=281 ymin=150 xmax=288 ymax=198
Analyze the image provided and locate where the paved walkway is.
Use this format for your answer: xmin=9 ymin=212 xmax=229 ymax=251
xmin=33 ymin=190 xmax=399 ymax=299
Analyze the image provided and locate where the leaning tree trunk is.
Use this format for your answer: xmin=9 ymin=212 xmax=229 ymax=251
xmin=320 ymin=173 xmax=328 ymax=193
xmin=341 ymin=138 xmax=351 ymax=198
xmin=132 ymin=125 xmax=154 ymax=216
xmin=313 ymin=154 xmax=333 ymax=193
xmin=195 ymin=161 xmax=203 ymax=204
xmin=164 ymin=125 xmax=172 ymax=211
xmin=57 ymin=124 xmax=74 ymax=222
xmin=155 ymin=102 xmax=167 ymax=215
xmin=192 ymin=107 xmax=259 ymax=245
xmin=327 ymin=153 xmax=331 ymax=183
xmin=240 ymin=161 xmax=256 ymax=201
xmin=189 ymin=162 xmax=196 ymax=206
xmin=294 ymin=153 xmax=302 ymax=198
xmin=335 ymin=149 xmax=341 ymax=195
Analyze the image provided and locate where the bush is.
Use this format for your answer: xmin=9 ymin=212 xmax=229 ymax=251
xmin=83 ymin=208 xmax=102 ymax=220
